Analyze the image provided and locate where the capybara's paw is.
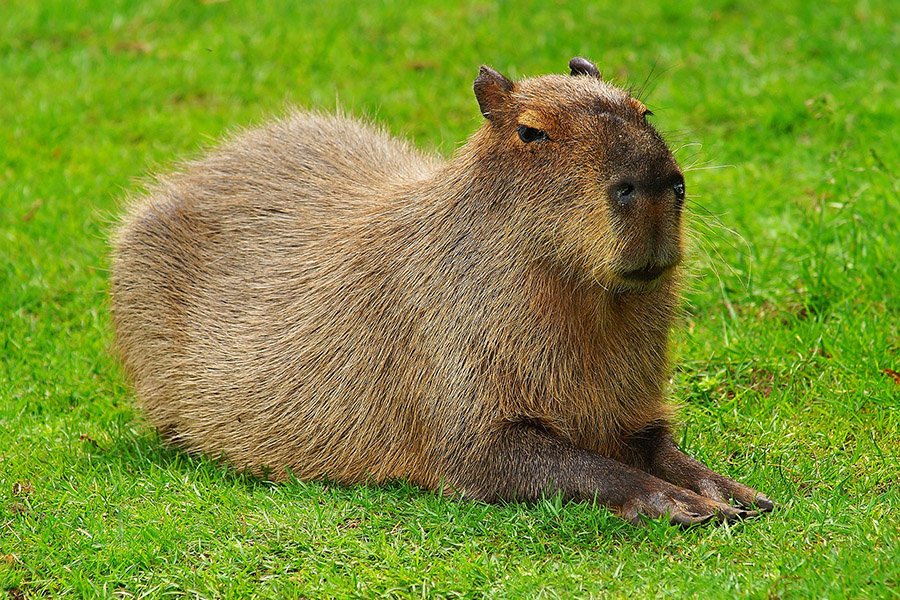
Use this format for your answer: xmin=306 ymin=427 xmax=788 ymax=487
xmin=692 ymin=474 xmax=774 ymax=513
xmin=619 ymin=483 xmax=760 ymax=527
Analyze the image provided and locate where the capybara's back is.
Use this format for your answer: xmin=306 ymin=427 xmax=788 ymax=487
xmin=112 ymin=112 xmax=444 ymax=483
xmin=112 ymin=59 xmax=772 ymax=524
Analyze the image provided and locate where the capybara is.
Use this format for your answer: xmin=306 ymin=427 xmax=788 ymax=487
xmin=111 ymin=57 xmax=773 ymax=525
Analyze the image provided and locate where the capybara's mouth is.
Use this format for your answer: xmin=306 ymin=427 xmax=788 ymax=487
xmin=621 ymin=263 xmax=671 ymax=282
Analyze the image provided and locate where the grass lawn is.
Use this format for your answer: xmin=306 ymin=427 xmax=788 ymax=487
xmin=1 ymin=0 xmax=897 ymax=597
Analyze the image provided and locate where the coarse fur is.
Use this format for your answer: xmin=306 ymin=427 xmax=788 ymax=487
xmin=111 ymin=58 xmax=772 ymax=524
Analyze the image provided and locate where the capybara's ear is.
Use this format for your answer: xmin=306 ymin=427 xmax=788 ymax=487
xmin=473 ymin=65 xmax=514 ymax=122
xmin=569 ymin=56 xmax=601 ymax=79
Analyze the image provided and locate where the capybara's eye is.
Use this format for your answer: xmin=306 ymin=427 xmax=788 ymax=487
xmin=517 ymin=125 xmax=549 ymax=143
xmin=673 ymin=181 xmax=686 ymax=201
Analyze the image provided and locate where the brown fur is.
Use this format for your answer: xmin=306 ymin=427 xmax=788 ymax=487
xmin=110 ymin=58 xmax=772 ymax=524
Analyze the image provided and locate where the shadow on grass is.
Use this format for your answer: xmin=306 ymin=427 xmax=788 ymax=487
xmin=73 ymin=417 xmax=663 ymax=544
xmin=81 ymin=417 xmax=286 ymax=491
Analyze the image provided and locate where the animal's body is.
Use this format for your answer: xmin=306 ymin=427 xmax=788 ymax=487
xmin=111 ymin=58 xmax=772 ymax=524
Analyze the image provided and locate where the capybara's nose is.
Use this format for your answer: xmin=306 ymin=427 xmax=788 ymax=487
xmin=608 ymin=172 xmax=685 ymax=212
xmin=610 ymin=181 xmax=637 ymax=208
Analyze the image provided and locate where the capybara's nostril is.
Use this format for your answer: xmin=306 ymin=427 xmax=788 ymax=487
xmin=612 ymin=181 xmax=636 ymax=207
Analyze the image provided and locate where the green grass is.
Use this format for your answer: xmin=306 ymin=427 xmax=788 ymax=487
xmin=1 ymin=0 xmax=897 ymax=597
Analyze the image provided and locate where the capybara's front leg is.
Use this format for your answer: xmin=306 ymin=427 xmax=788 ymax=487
xmin=459 ymin=423 xmax=757 ymax=525
xmin=623 ymin=423 xmax=774 ymax=513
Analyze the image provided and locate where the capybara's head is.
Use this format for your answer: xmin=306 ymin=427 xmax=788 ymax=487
xmin=472 ymin=57 xmax=684 ymax=292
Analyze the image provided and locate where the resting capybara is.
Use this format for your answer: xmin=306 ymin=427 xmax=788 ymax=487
xmin=111 ymin=57 xmax=773 ymax=525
